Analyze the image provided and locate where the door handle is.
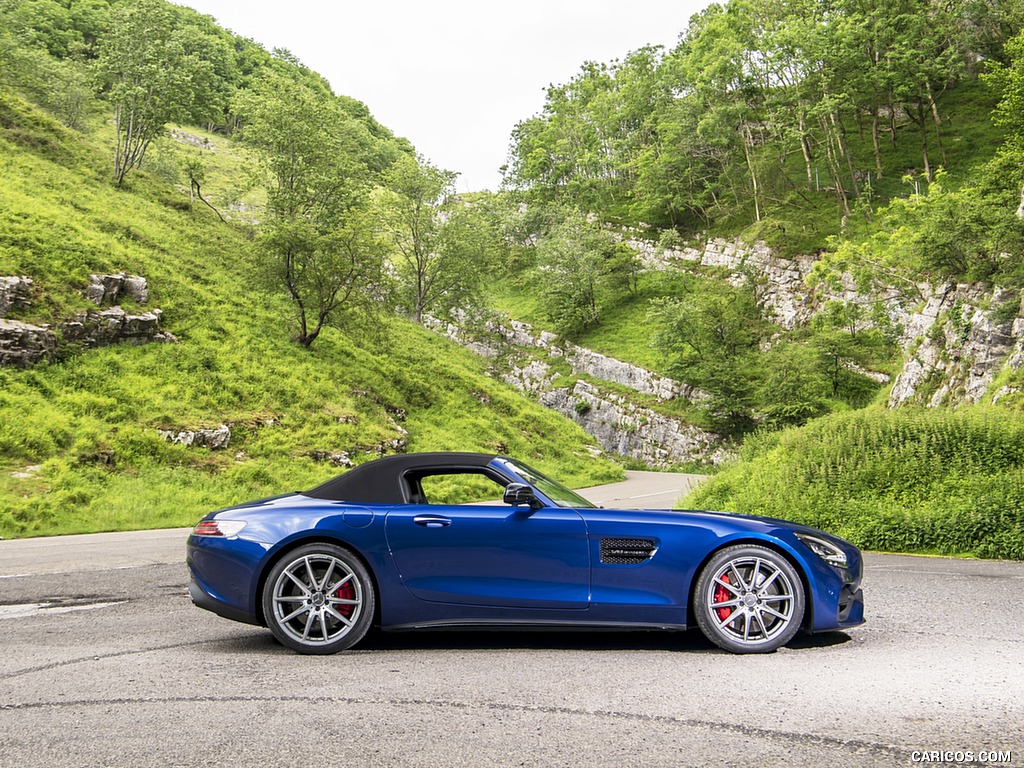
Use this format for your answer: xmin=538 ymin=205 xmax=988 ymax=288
xmin=413 ymin=514 xmax=452 ymax=528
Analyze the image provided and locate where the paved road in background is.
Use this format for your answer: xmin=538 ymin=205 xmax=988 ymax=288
xmin=1 ymin=473 xmax=1022 ymax=767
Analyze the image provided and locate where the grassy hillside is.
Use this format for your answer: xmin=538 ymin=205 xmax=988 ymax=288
xmin=0 ymin=91 xmax=621 ymax=538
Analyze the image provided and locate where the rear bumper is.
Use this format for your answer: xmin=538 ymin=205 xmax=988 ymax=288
xmin=188 ymin=577 xmax=260 ymax=626
xmin=186 ymin=534 xmax=267 ymax=626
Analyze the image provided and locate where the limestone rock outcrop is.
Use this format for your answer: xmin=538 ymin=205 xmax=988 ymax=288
xmin=0 ymin=319 xmax=57 ymax=367
xmin=61 ymin=307 xmax=177 ymax=349
xmin=540 ymin=380 xmax=729 ymax=467
xmin=85 ymin=273 xmax=149 ymax=306
xmin=0 ymin=276 xmax=33 ymax=317
xmin=888 ymin=284 xmax=1023 ymax=407
xmin=427 ymin=314 xmax=725 ymax=466
xmin=630 ymin=237 xmax=1024 ymax=407
xmin=158 ymin=424 xmax=231 ymax=449
xmin=628 ymin=237 xmax=822 ymax=329
xmin=0 ymin=272 xmax=175 ymax=367
xmin=427 ymin=315 xmax=701 ymax=402
xmin=310 ymin=450 xmax=354 ymax=468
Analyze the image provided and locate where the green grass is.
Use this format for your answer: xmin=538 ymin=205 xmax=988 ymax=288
xmin=566 ymin=271 xmax=693 ymax=376
xmin=489 ymin=268 xmax=692 ymax=377
xmin=684 ymin=407 xmax=1024 ymax=560
xmin=0 ymin=90 xmax=622 ymax=538
xmin=146 ymin=123 xmax=267 ymax=221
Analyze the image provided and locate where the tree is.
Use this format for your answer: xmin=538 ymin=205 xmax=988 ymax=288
xmin=651 ymin=280 xmax=766 ymax=366
xmin=533 ymin=213 xmax=608 ymax=337
xmin=604 ymin=241 xmax=642 ymax=295
xmin=0 ymin=0 xmax=80 ymax=59
xmin=886 ymin=0 xmax=968 ymax=181
xmin=651 ymin=280 xmax=768 ymax=434
xmin=757 ymin=343 xmax=833 ymax=427
xmin=378 ymin=155 xmax=488 ymax=322
xmin=809 ymin=301 xmax=891 ymax=404
xmin=234 ymin=73 xmax=385 ymax=346
xmin=633 ymin=88 xmax=731 ymax=229
xmin=0 ymin=2 xmax=99 ymax=130
xmin=987 ymin=26 xmax=1024 ymax=239
xmin=256 ymin=210 xmax=387 ymax=346
xmin=504 ymin=49 xmax=667 ymax=221
xmin=181 ymin=153 xmax=225 ymax=222
xmin=0 ymin=28 xmax=95 ymax=129
xmin=95 ymin=0 xmax=213 ymax=185
xmin=680 ymin=2 xmax=769 ymax=223
xmin=174 ymin=19 xmax=237 ymax=131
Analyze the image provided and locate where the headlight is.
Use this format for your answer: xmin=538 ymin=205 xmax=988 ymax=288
xmin=192 ymin=519 xmax=247 ymax=538
xmin=795 ymin=533 xmax=848 ymax=568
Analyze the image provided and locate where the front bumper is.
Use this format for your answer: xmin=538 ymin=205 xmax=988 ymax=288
xmin=837 ymin=584 xmax=864 ymax=627
xmin=802 ymin=537 xmax=865 ymax=633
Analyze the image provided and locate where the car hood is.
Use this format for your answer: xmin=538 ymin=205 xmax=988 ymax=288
xmin=586 ymin=505 xmax=851 ymax=544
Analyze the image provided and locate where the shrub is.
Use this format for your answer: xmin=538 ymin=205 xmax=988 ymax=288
xmin=685 ymin=408 xmax=1024 ymax=560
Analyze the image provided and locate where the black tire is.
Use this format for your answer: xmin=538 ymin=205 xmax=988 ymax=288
xmin=262 ymin=542 xmax=375 ymax=655
xmin=693 ymin=544 xmax=805 ymax=654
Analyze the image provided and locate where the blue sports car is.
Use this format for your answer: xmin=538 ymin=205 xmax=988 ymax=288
xmin=187 ymin=452 xmax=864 ymax=654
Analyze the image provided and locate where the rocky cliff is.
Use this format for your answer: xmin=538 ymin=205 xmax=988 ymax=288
xmin=426 ymin=315 xmax=727 ymax=466
xmin=635 ymin=237 xmax=1024 ymax=408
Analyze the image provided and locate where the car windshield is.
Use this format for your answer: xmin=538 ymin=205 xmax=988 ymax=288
xmin=499 ymin=459 xmax=597 ymax=509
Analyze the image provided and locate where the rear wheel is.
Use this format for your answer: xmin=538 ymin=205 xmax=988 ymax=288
xmin=693 ymin=544 xmax=804 ymax=654
xmin=262 ymin=543 xmax=375 ymax=655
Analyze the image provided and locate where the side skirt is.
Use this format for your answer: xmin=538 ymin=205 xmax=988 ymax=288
xmin=382 ymin=619 xmax=689 ymax=632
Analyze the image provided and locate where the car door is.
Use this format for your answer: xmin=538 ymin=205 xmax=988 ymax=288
xmin=385 ymin=499 xmax=591 ymax=610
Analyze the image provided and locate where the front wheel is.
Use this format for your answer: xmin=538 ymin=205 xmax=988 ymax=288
xmin=693 ymin=545 xmax=805 ymax=654
xmin=262 ymin=543 xmax=375 ymax=655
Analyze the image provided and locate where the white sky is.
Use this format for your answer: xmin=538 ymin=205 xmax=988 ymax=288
xmin=174 ymin=0 xmax=712 ymax=192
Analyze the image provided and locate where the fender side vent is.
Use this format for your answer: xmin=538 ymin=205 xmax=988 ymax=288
xmin=601 ymin=538 xmax=658 ymax=565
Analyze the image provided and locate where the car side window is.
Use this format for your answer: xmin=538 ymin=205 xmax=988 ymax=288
xmin=415 ymin=471 xmax=507 ymax=506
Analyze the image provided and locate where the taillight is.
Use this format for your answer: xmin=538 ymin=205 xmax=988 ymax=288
xmin=192 ymin=520 xmax=246 ymax=538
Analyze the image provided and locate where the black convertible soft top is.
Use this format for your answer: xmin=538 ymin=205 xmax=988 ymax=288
xmin=303 ymin=452 xmax=502 ymax=504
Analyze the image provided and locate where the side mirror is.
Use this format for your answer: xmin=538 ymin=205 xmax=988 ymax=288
xmin=503 ymin=482 xmax=541 ymax=509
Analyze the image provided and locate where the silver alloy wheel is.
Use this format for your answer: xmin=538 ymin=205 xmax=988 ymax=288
xmin=270 ymin=552 xmax=364 ymax=648
xmin=693 ymin=544 xmax=805 ymax=653
xmin=705 ymin=555 xmax=795 ymax=646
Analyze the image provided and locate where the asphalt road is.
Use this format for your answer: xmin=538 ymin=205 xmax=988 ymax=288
xmin=0 ymin=473 xmax=1022 ymax=768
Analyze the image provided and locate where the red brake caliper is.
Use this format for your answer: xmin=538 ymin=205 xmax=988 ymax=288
xmin=336 ymin=580 xmax=356 ymax=619
xmin=713 ymin=573 xmax=732 ymax=622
